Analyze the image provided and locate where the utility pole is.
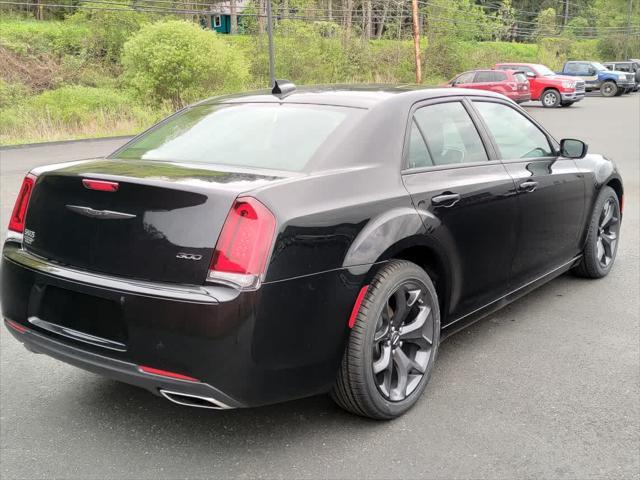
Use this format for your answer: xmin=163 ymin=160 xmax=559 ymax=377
xmin=266 ymin=0 xmax=276 ymax=88
xmin=627 ymin=0 xmax=633 ymax=59
xmin=563 ymin=0 xmax=569 ymax=29
xmin=411 ymin=0 xmax=422 ymax=83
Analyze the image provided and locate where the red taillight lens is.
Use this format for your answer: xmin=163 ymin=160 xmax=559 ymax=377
xmin=8 ymin=174 xmax=36 ymax=233
xmin=208 ymin=197 xmax=276 ymax=288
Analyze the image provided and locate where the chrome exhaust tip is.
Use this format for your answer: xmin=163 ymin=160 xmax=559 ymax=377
xmin=159 ymin=389 xmax=232 ymax=410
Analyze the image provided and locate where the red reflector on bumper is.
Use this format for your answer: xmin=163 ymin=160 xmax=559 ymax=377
xmin=5 ymin=319 xmax=28 ymax=334
xmin=82 ymin=179 xmax=119 ymax=192
xmin=138 ymin=365 xmax=200 ymax=382
xmin=348 ymin=286 xmax=369 ymax=329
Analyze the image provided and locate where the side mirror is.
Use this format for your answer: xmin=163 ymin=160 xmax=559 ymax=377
xmin=588 ymin=68 xmax=596 ymax=75
xmin=560 ymin=139 xmax=588 ymax=159
xmin=526 ymin=71 xmax=536 ymax=78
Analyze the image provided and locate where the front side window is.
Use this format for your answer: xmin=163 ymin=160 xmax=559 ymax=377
xmin=412 ymin=102 xmax=488 ymax=166
xmin=454 ymin=72 xmax=475 ymax=84
xmin=566 ymin=63 xmax=588 ymax=75
xmin=113 ymin=103 xmax=360 ymax=172
xmin=474 ymin=101 xmax=553 ymax=159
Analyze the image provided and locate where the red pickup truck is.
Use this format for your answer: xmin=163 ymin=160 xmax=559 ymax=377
xmin=494 ymin=63 xmax=586 ymax=108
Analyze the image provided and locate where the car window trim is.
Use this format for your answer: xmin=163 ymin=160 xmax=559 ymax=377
xmin=401 ymin=96 xmax=499 ymax=174
xmin=466 ymin=97 xmax=561 ymax=163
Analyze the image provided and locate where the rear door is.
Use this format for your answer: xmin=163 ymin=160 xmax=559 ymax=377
xmin=470 ymin=99 xmax=585 ymax=287
xmin=401 ymin=98 xmax=518 ymax=322
xmin=471 ymin=70 xmax=501 ymax=93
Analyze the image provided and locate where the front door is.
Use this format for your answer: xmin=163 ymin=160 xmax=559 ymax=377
xmin=470 ymin=99 xmax=585 ymax=287
xmin=401 ymin=99 xmax=518 ymax=323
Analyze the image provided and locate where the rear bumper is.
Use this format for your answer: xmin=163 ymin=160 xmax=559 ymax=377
xmin=2 ymin=242 xmax=364 ymax=407
xmin=506 ymin=92 xmax=531 ymax=103
xmin=4 ymin=318 xmax=241 ymax=408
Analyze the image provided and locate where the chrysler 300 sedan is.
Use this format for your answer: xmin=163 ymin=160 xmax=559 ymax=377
xmin=2 ymin=84 xmax=623 ymax=419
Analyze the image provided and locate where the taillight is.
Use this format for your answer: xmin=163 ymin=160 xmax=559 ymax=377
xmin=208 ymin=197 xmax=276 ymax=289
xmin=8 ymin=173 xmax=36 ymax=233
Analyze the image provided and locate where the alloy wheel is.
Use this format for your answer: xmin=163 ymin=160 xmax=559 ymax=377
xmin=543 ymin=92 xmax=557 ymax=107
xmin=372 ymin=282 xmax=434 ymax=402
xmin=596 ymin=197 xmax=620 ymax=268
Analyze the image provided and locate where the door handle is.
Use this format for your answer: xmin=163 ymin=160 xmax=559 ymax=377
xmin=518 ymin=181 xmax=539 ymax=193
xmin=431 ymin=193 xmax=461 ymax=207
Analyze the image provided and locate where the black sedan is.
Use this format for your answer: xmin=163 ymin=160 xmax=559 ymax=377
xmin=2 ymin=84 xmax=623 ymax=419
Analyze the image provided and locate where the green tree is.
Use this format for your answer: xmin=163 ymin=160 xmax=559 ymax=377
xmin=122 ymin=21 xmax=250 ymax=108
xmin=535 ymin=7 xmax=558 ymax=39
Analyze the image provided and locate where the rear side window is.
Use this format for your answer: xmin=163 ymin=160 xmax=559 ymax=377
xmin=474 ymin=71 xmax=496 ymax=83
xmin=113 ymin=103 xmax=360 ymax=172
xmin=474 ymin=101 xmax=553 ymax=159
xmin=407 ymin=121 xmax=434 ymax=169
xmin=411 ymin=102 xmax=488 ymax=166
xmin=616 ymin=64 xmax=631 ymax=72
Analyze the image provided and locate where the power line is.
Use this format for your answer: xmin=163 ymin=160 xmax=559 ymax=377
xmin=1 ymin=0 xmax=637 ymax=39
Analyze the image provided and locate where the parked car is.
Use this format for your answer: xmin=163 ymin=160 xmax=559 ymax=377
xmin=559 ymin=61 xmax=636 ymax=96
xmin=603 ymin=61 xmax=640 ymax=92
xmin=447 ymin=69 xmax=531 ymax=103
xmin=494 ymin=62 xmax=585 ymax=107
xmin=2 ymin=84 xmax=624 ymax=420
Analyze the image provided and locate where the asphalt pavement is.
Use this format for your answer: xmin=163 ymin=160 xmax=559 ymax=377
xmin=1 ymin=95 xmax=639 ymax=479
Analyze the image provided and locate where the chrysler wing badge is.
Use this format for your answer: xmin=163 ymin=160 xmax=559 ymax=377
xmin=66 ymin=205 xmax=137 ymax=220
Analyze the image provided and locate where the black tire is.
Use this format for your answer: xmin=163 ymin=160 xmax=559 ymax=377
xmin=541 ymin=89 xmax=561 ymax=108
xmin=560 ymin=101 xmax=575 ymax=107
xmin=601 ymin=81 xmax=618 ymax=97
xmin=331 ymin=260 xmax=440 ymax=420
xmin=573 ymin=186 xmax=621 ymax=279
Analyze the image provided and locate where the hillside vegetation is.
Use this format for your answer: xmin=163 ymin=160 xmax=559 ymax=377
xmin=0 ymin=11 xmax=621 ymax=145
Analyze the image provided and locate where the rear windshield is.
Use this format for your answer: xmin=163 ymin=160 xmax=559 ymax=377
xmin=514 ymin=72 xmax=528 ymax=83
xmin=112 ymin=103 xmax=361 ymax=171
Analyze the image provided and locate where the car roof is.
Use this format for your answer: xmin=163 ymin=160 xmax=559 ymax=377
xmin=195 ymin=84 xmax=509 ymax=110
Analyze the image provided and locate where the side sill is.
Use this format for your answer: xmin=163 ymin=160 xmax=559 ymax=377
xmin=441 ymin=256 xmax=581 ymax=340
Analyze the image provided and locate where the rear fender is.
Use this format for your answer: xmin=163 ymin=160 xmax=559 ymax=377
xmin=343 ymin=207 xmax=458 ymax=317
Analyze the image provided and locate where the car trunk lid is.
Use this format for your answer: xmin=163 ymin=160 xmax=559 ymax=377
xmin=24 ymin=159 xmax=286 ymax=284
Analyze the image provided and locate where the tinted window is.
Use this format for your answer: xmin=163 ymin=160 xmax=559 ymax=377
xmin=616 ymin=63 xmax=631 ymax=72
xmin=407 ymin=120 xmax=433 ymax=169
xmin=454 ymin=72 xmax=475 ymax=84
xmin=474 ymin=71 xmax=496 ymax=83
xmin=114 ymin=103 xmax=359 ymax=171
xmin=474 ymin=101 xmax=553 ymax=159
xmin=494 ymin=71 xmax=507 ymax=81
xmin=566 ymin=63 xmax=590 ymax=75
xmin=413 ymin=102 xmax=488 ymax=166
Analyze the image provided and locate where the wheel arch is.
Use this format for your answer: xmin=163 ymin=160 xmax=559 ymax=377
xmin=606 ymin=177 xmax=624 ymax=213
xmin=362 ymin=239 xmax=453 ymax=324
